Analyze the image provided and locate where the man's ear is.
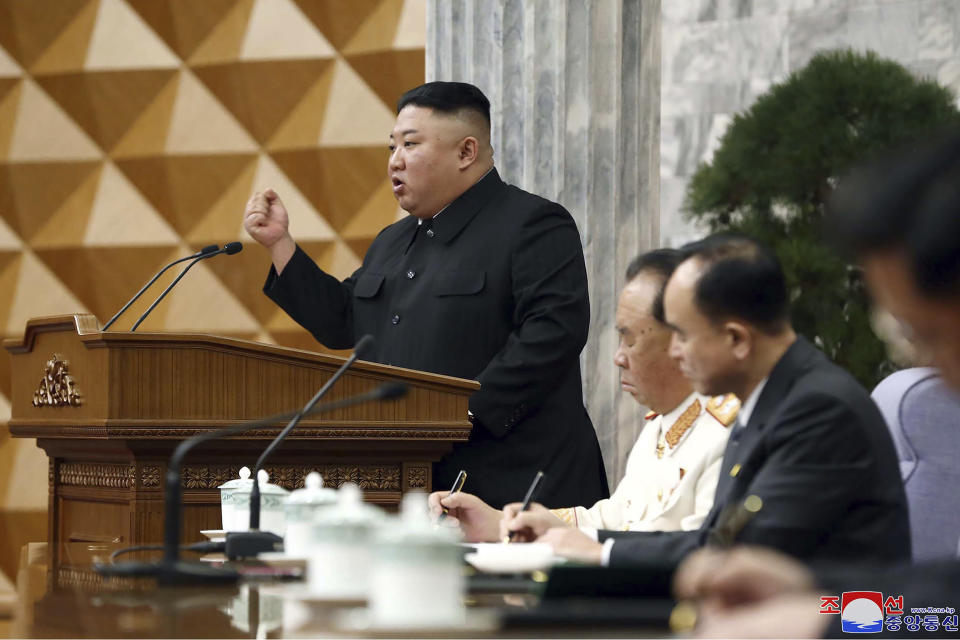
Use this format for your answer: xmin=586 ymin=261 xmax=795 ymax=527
xmin=726 ymin=321 xmax=752 ymax=360
xmin=458 ymin=136 xmax=479 ymax=168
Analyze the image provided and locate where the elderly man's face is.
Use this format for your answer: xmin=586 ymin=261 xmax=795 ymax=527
xmin=614 ymin=273 xmax=685 ymax=410
xmin=388 ymin=105 xmax=464 ymax=218
xmin=663 ymin=259 xmax=740 ymax=396
xmin=862 ymin=250 xmax=960 ymax=392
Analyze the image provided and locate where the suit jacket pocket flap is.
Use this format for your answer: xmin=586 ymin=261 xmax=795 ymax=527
xmin=353 ymin=273 xmax=385 ymax=298
xmin=434 ymin=270 xmax=485 ymax=296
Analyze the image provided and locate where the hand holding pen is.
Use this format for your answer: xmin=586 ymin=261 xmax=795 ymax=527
xmin=436 ymin=470 xmax=467 ymax=524
xmin=501 ymin=470 xmax=545 ymax=543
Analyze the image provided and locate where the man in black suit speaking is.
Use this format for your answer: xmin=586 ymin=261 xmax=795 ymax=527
xmin=517 ymin=234 xmax=908 ymax=569
xmin=242 ymin=81 xmax=608 ymax=508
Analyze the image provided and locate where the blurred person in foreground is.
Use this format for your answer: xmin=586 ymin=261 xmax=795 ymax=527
xmin=674 ymin=133 xmax=960 ymax=638
xmin=497 ymin=234 xmax=909 ymax=571
xmin=429 ymin=249 xmax=738 ymax=552
xmin=243 ymin=81 xmax=607 ymax=508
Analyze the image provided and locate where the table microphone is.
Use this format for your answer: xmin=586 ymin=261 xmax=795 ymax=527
xmin=94 ymin=381 xmax=408 ymax=584
xmin=101 ymin=244 xmax=220 ymax=330
xmin=234 ymin=335 xmax=375 ymax=558
xmin=130 ymin=242 xmax=243 ymax=331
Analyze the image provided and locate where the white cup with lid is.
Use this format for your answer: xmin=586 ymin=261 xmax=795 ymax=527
xmin=218 ymin=466 xmax=252 ymax=532
xmin=369 ymin=491 xmax=465 ymax=628
xmin=218 ymin=467 xmax=289 ymax=535
xmin=283 ymin=471 xmax=337 ymax=557
xmin=307 ymin=483 xmax=384 ymax=599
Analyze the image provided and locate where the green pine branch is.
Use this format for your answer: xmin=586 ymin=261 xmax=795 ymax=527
xmin=684 ymin=49 xmax=960 ymax=388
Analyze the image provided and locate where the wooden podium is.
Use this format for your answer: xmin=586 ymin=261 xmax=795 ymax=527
xmin=4 ymin=314 xmax=478 ymax=554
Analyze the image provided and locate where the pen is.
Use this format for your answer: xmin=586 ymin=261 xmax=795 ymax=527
xmin=504 ymin=470 xmax=545 ymax=543
xmin=676 ymin=496 xmax=762 ymax=635
xmin=437 ymin=469 xmax=467 ymax=524
xmin=707 ymin=494 xmax=763 ymax=548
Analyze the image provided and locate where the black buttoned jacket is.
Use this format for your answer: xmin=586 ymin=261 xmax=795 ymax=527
xmin=599 ymin=337 xmax=910 ymax=569
xmin=264 ymin=169 xmax=609 ymax=508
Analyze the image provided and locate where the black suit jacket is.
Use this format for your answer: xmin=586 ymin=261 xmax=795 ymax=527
xmin=264 ymin=169 xmax=609 ymax=508
xmin=600 ymin=337 xmax=910 ymax=569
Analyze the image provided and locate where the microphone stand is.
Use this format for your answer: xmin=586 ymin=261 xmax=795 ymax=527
xmin=101 ymin=244 xmax=219 ymax=330
xmin=94 ymin=382 xmax=406 ymax=584
xmin=131 ymin=242 xmax=243 ymax=332
xmin=234 ymin=335 xmax=374 ymax=558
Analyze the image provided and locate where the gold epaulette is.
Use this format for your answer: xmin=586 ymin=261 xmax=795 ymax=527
xmin=706 ymin=394 xmax=741 ymax=427
xmin=551 ymin=507 xmax=577 ymax=526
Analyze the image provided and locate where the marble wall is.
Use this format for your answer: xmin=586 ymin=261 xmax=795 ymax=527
xmin=661 ymin=0 xmax=960 ymax=246
xmin=426 ymin=0 xmax=960 ymax=490
xmin=427 ymin=0 xmax=661 ymax=487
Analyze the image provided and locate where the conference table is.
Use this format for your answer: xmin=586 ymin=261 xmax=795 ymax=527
xmin=7 ymin=541 xmax=679 ymax=638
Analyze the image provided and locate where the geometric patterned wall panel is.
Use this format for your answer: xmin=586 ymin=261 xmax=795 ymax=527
xmin=0 ymin=0 xmax=424 ymax=518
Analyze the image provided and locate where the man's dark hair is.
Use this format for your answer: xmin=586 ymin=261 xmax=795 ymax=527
xmin=828 ymin=131 xmax=960 ymax=297
xmin=626 ymin=249 xmax=683 ymax=322
xmin=397 ymin=81 xmax=491 ymax=126
xmin=679 ymin=233 xmax=790 ymax=335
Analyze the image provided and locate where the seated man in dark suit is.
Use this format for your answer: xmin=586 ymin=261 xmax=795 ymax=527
xmin=504 ymin=233 xmax=909 ymax=570
xmin=243 ymin=81 xmax=607 ymax=508
xmin=674 ymin=133 xmax=960 ymax=638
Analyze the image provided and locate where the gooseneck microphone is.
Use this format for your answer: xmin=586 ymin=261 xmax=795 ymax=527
xmin=131 ymin=242 xmax=243 ymax=332
xmin=94 ymin=381 xmax=408 ymax=584
xmin=238 ymin=336 xmax=375 ymax=557
xmin=102 ymin=245 xmax=220 ymax=330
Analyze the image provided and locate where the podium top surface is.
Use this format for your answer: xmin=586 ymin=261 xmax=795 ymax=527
xmin=5 ymin=314 xmax=479 ymax=436
xmin=5 ymin=314 xmax=479 ymax=391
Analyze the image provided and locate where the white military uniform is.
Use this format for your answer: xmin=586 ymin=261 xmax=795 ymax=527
xmin=552 ymin=392 xmax=738 ymax=532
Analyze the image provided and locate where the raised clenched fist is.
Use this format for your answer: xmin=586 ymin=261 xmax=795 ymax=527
xmin=244 ymin=189 xmax=296 ymax=272
xmin=244 ymin=189 xmax=291 ymax=248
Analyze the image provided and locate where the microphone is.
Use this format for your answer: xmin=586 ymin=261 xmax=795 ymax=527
xmin=130 ymin=242 xmax=243 ymax=332
xmin=101 ymin=245 xmax=219 ymax=330
xmin=94 ymin=380 xmax=407 ymax=584
xmin=235 ymin=335 xmax=375 ymax=558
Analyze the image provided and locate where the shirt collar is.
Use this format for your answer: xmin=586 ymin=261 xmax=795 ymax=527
xmin=414 ymin=167 xmax=502 ymax=242
xmin=417 ymin=166 xmax=495 ymax=226
xmin=737 ymin=377 xmax=769 ymax=426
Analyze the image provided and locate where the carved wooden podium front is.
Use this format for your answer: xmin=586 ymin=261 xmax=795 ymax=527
xmin=5 ymin=315 xmax=478 ymax=554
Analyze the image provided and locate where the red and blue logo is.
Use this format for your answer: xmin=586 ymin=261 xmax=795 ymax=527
xmin=840 ymin=592 xmax=884 ymax=633
xmin=820 ymin=592 xmax=958 ymax=633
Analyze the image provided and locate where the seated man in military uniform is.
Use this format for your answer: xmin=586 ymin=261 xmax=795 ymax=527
xmin=428 ymin=249 xmax=738 ymax=550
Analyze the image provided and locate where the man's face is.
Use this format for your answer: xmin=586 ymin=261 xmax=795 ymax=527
xmin=862 ymin=250 xmax=960 ymax=392
xmin=388 ymin=105 xmax=464 ymax=218
xmin=663 ymin=259 xmax=740 ymax=396
xmin=614 ymin=273 xmax=685 ymax=409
